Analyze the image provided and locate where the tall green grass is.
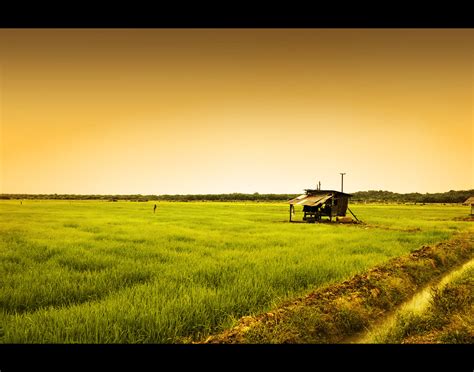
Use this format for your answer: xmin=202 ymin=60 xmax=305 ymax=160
xmin=0 ymin=200 xmax=471 ymax=343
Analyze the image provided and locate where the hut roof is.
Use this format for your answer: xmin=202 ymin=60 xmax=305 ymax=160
xmin=288 ymin=193 xmax=333 ymax=207
xmin=463 ymin=196 xmax=474 ymax=205
xmin=304 ymin=189 xmax=352 ymax=197
xmin=288 ymin=190 xmax=352 ymax=206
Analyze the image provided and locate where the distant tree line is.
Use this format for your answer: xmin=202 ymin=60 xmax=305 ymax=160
xmin=0 ymin=192 xmax=297 ymax=202
xmin=350 ymin=189 xmax=474 ymax=204
xmin=0 ymin=189 xmax=472 ymax=203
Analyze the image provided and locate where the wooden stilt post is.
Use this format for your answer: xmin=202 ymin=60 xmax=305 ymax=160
xmin=289 ymin=204 xmax=292 ymax=222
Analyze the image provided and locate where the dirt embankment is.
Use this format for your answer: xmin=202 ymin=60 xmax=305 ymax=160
xmin=198 ymin=233 xmax=473 ymax=344
xmin=453 ymin=216 xmax=474 ymax=222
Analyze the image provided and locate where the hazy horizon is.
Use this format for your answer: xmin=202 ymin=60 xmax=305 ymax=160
xmin=1 ymin=187 xmax=473 ymax=196
xmin=1 ymin=29 xmax=472 ymax=195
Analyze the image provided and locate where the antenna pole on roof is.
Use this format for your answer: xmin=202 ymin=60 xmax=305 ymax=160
xmin=340 ymin=173 xmax=346 ymax=193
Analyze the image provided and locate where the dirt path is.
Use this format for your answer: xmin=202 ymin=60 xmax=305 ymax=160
xmin=348 ymin=257 xmax=474 ymax=343
xmin=198 ymin=233 xmax=473 ymax=344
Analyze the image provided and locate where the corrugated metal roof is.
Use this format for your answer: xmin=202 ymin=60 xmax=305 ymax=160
xmin=288 ymin=194 xmax=333 ymax=206
xmin=305 ymin=189 xmax=353 ymax=197
xmin=463 ymin=196 xmax=474 ymax=205
xmin=287 ymin=194 xmax=307 ymax=204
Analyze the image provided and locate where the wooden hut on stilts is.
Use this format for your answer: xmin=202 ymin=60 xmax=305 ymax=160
xmin=288 ymin=188 xmax=358 ymax=223
xmin=463 ymin=196 xmax=474 ymax=216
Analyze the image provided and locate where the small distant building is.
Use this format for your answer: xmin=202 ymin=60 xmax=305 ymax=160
xmin=288 ymin=189 xmax=353 ymax=223
xmin=462 ymin=196 xmax=474 ymax=215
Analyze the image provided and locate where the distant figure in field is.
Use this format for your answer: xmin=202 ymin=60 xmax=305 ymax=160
xmin=20 ymin=200 xmax=22 ymax=205
xmin=153 ymin=204 xmax=157 ymax=213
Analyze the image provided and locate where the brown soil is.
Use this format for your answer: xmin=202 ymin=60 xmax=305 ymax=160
xmin=198 ymin=233 xmax=473 ymax=344
xmin=401 ymin=332 xmax=442 ymax=344
xmin=453 ymin=216 xmax=474 ymax=221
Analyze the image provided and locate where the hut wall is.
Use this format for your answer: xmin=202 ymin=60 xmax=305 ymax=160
xmin=337 ymin=197 xmax=349 ymax=216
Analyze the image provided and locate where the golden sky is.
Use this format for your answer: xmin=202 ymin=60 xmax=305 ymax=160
xmin=0 ymin=29 xmax=472 ymax=194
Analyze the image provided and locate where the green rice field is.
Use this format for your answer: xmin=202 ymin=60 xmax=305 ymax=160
xmin=0 ymin=200 xmax=472 ymax=343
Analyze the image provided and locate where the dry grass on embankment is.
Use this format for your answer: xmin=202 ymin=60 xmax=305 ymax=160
xmin=200 ymin=233 xmax=473 ymax=344
xmin=363 ymin=259 xmax=473 ymax=344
